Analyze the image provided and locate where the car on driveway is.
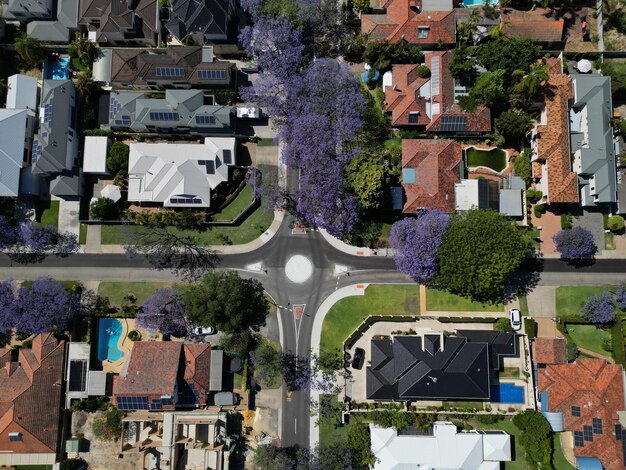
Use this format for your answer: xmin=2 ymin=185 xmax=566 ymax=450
xmin=509 ymin=309 xmax=522 ymax=331
xmin=194 ymin=326 xmax=216 ymax=335
xmin=351 ymin=348 xmax=365 ymax=369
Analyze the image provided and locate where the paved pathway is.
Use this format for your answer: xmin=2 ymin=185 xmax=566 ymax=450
xmin=57 ymin=198 xmax=80 ymax=237
xmin=84 ymin=225 xmax=102 ymax=253
xmin=578 ymin=346 xmax=614 ymax=363
xmin=527 ymin=286 xmax=557 ymax=317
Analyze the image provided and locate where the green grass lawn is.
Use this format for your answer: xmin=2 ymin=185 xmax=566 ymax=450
xmin=98 ymin=281 xmax=174 ymax=307
xmin=320 ymin=285 xmax=420 ymax=357
xmin=213 ymin=185 xmax=254 ymax=221
xmin=500 ymin=367 xmax=520 ymax=378
xmin=79 ymin=223 xmax=88 ymax=244
xmin=556 ymin=286 xmax=616 ymax=318
xmin=37 ymin=200 xmax=60 ymax=227
xmin=101 ymin=202 xmax=273 ymax=245
xmin=566 ymin=324 xmax=611 ymax=355
xmin=466 ymin=147 xmax=507 ymax=172
xmin=256 ymin=138 xmax=277 ymax=146
xmin=426 ymin=288 xmax=503 ymax=312
xmin=471 ymin=418 xmax=528 ymax=470
xmin=21 ymin=280 xmax=78 ymax=290
xmin=518 ymin=296 xmax=529 ymax=316
xmin=552 ymin=433 xmax=576 ymax=470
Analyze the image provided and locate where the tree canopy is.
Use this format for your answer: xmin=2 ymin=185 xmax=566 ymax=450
xmin=580 ymin=291 xmax=616 ymax=324
xmin=553 ymin=227 xmax=597 ymax=260
xmin=435 ymin=210 xmax=528 ymax=302
xmin=474 ymin=36 xmax=541 ymax=79
xmin=180 ymin=272 xmax=269 ymax=334
xmin=106 ymin=142 xmax=129 ymax=175
xmin=495 ymin=108 xmax=534 ymax=143
xmin=137 ymin=288 xmax=188 ymax=337
xmin=345 ymin=153 xmax=390 ymax=212
xmin=512 ymin=411 xmax=552 ymax=467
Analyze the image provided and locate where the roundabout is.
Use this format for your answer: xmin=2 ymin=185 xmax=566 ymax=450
xmin=284 ymin=254 xmax=314 ymax=283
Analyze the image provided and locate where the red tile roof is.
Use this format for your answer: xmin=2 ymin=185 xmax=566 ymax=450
xmin=362 ymin=3 xmax=456 ymax=46
xmin=538 ymin=359 xmax=625 ymax=470
xmin=501 ymin=8 xmax=565 ymax=43
xmin=0 ymin=334 xmax=66 ymax=456
xmin=183 ymin=343 xmax=212 ymax=399
xmin=427 ymin=104 xmax=492 ymax=134
xmin=402 ymin=138 xmax=462 ymax=213
xmin=533 ymin=337 xmax=567 ymax=365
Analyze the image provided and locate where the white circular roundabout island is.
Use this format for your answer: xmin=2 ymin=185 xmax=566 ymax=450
xmin=285 ymin=254 xmax=314 ymax=284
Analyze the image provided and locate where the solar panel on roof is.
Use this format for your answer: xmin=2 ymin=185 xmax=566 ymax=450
xmin=150 ymin=399 xmax=162 ymax=410
xmin=205 ymin=160 xmax=215 ymax=174
xmin=197 ymin=69 xmax=226 ymax=80
xmin=116 ymin=396 xmax=149 ymax=410
xmin=149 ymin=111 xmax=179 ymax=121
xmin=223 ymin=149 xmax=232 ymax=164
xmin=155 ymin=67 xmax=185 ymax=77
xmin=195 ymin=115 xmax=216 ymax=125
xmin=574 ymin=431 xmax=584 ymax=447
xmin=439 ymin=115 xmax=468 ymax=132
xmin=571 ymin=406 xmax=581 ymax=416
xmin=68 ymin=360 xmax=87 ymax=392
xmin=593 ymin=418 xmax=603 ymax=434
xmin=583 ymin=425 xmax=594 ymax=442
xmin=616 ymin=424 xmax=622 ymax=440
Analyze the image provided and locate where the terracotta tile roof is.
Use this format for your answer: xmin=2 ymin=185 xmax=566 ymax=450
xmin=427 ymin=104 xmax=492 ymax=133
xmin=183 ymin=343 xmax=212 ymax=402
xmin=402 ymin=138 xmax=462 ymax=213
xmin=533 ymin=337 xmax=567 ymax=365
xmin=0 ymin=334 xmax=66 ymax=455
xmin=362 ymin=4 xmax=456 ymax=46
xmin=532 ymin=57 xmax=579 ymax=204
xmin=538 ymin=359 xmax=625 ymax=470
xmin=501 ymin=8 xmax=565 ymax=43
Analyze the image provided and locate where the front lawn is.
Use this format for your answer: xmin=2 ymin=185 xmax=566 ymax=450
xmin=79 ymin=223 xmax=88 ymax=244
xmin=518 ymin=295 xmax=529 ymax=316
xmin=320 ymin=285 xmax=420 ymax=358
xmin=213 ymin=185 xmax=254 ymax=221
xmin=566 ymin=324 xmax=611 ymax=356
xmin=556 ymin=286 xmax=615 ymax=318
xmin=552 ymin=433 xmax=576 ymax=470
xmin=98 ymin=281 xmax=174 ymax=307
xmin=37 ymin=200 xmax=60 ymax=227
xmin=426 ymin=288 xmax=503 ymax=312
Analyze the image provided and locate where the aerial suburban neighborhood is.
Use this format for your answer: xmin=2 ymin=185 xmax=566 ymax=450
xmin=2 ymin=0 xmax=626 ymax=468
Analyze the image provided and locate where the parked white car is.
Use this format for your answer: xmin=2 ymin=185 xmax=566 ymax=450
xmin=194 ymin=326 xmax=216 ymax=335
xmin=509 ymin=308 xmax=522 ymax=331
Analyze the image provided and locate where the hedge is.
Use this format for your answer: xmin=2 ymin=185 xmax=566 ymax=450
xmin=437 ymin=317 xmax=498 ymax=324
xmin=560 ymin=214 xmax=572 ymax=230
xmin=524 ymin=318 xmax=537 ymax=340
xmin=345 ymin=315 xmax=419 ymax=349
xmin=611 ymin=320 xmax=626 ymax=365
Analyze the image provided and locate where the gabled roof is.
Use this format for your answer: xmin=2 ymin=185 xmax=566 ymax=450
xmin=538 ymin=359 xmax=625 ymax=470
xmin=401 ymin=138 xmax=462 ymax=213
xmin=362 ymin=2 xmax=455 ymax=46
xmin=165 ymin=0 xmax=229 ymax=41
xmin=7 ymin=74 xmax=38 ymax=111
xmin=9 ymin=0 xmax=78 ymax=41
xmin=0 ymin=109 xmax=28 ymax=197
xmin=0 ymin=334 xmax=66 ymax=457
xmin=81 ymin=0 xmax=158 ymax=44
xmin=501 ymin=7 xmax=565 ymax=44
xmin=427 ymin=104 xmax=492 ymax=134
xmin=534 ymin=337 xmax=567 ymax=365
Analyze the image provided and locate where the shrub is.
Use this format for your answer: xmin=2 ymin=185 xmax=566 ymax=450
xmin=560 ymin=214 xmax=572 ymax=230
xmin=90 ymin=197 xmax=120 ymax=220
xmin=92 ymin=408 xmax=124 ymax=441
xmin=524 ymin=318 xmax=537 ymax=340
xmin=533 ymin=205 xmax=544 ymax=218
xmin=608 ymin=215 xmax=625 ymax=232
xmin=106 ymin=142 xmax=129 ymax=175
xmin=495 ymin=317 xmax=514 ymax=332
xmin=602 ymin=336 xmax=613 ymax=352
xmin=416 ymin=64 xmax=431 ymax=78
xmin=476 ymin=414 xmax=503 ymax=424
xmin=127 ymin=330 xmax=141 ymax=341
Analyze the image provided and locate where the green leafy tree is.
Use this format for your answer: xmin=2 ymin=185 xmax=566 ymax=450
xmin=435 ymin=209 xmax=528 ymax=302
xmin=68 ymin=32 xmax=98 ymax=71
xmin=14 ymin=32 xmax=46 ymax=66
xmin=364 ymin=39 xmax=424 ymax=72
xmin=352 ymin=0 xmax=370 ymax=13
xmin=465 ymin=70 xmax=507 ymax=112
xmin=92 ymin=408 xmax=124 ymax=441
xmin=511 ymin=63 xmax=549 ymax=107
xmin=495 ymin=317 xmax=514 ymax=332
xmin=346 ymin=153 xmax=390 ymax=211
xmin=348 ymin=424 xmax=376 ymax=469
xmin=512 ymin=410 xmax=552 ymax=467
xmin=340 ymin=33 xmax=368 ymax=63
xmin=90 ymin=197 xmax=120 ymax=220
xmin=514 ymin=149 xmax=532 ymax=187
xmin=253 ymin=339 xmax=282 ymax=387
xmin=180 ymin=271 xmax=269 ymax=334
xmin=448 ymin=46 xmax=475 ymax=79
xmin=475 ymin=37 xmax=540 ymax=80
xmin=356 ymin=87 xmax=392 ymax=149
xmin=106 ymin=142 xmax=129 ymax=175
xmin=220 ymin=330 xmax=255 ymax=357
xmin=602 ymin=61 xmax=626 ymax=104
xmin=495 ymin=108 xmax=534 ymax=143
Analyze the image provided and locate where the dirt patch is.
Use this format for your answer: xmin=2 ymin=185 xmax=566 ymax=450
xmin=564 ymin=7 xmax=599 ymax=52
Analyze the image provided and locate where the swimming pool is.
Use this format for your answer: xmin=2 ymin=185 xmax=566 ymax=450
xmin=97 ymin=318 xmax=124 ymax=362
xmin=463 ymin=0 xmax=499 ymax=5
xmin=43 ymin=56 xmax=70 ymax=80
xmin=465 ymin=146 xmax=508 ymax=173
xmin=490 ymin=383 xmax=525 ymax=404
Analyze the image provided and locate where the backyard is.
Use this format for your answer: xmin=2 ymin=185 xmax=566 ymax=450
xmin=426 ymin=288 xmax=503 ymax=312
xmin=566 ymin=324 xmax=611 ymax=356
xmin=465 ymin=147 xmax=507 ymax=172
xmin=319 ymin=285 xmax=421 ymax=357
xmin=98 ymin=281 xmax=174 ymax=307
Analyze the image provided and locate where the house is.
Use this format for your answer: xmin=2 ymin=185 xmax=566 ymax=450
xmin=370 ymin=421 xmax=511 ymax=469
xmin=0 ymin=74 xmax=38 ymax=197
xmin=0 ymin=334 xmax=66 ymax=466
xmin=500 ymin=8 xmax=565 ymax=47
xmin=401 ymin=139 xmax=463 ymax=213
xmin=107 ymin=89 xmax=233 ymax=134
xmin=383 ymin=52 xmax=491 ymax=134
xmin=361 ymin=0 xmax=455 ymax=49
xmin=366 ymin=331 xmax=517 ymax=401
xmin=529 ymin=57 xmax=579 ymax=204
xmin=533 ymin=337 xmax=567 ymax=366
xmin=2 ymin=0 xmax=78 ymax=41
xmin=80 ymin=0 xmax=160 ymax=46
xmin=165 ymin=0 xmax=236 ymax=44
xmin=83 ymin=136 xmax=110 ymax=175
xmin=113 ymin=342 xmax=223 ymax=410
xmin=570 ymin=74 xmax=617 ymax=207
xmin=537 ymin=346 xmax=626 ymax=470
xmin=92 ymin=46 xmax=236 ymax=90
xmin=65 ymin=342 xmax=107 ymax=408
xmin=128 ymin=137 xmax=236 ymax=208
xmin=120 ymin=411 xmax=235 ymax=469
xmin=455 ymin=175 xmax=525 ymax=218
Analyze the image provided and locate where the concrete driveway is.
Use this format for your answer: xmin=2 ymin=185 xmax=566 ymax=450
xmin=527 ymin=286 xmax=556 ymax=318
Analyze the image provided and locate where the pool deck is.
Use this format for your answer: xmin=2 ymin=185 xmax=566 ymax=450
xmin=101 ymin=318 xmax=165 ymax=374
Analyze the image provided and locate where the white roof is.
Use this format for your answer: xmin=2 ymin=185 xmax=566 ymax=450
xmin=128 ymin=137 xmax=236 ymax=208
xmin=83 ymin=136 xmax=110 ymax=173
xmin=370 ymin=421 xmax=511 ymax=470
xmin=7 ymin=74 xmax=38 ymax=111
xmin=455 ymin=179 xmax=480 ymax=211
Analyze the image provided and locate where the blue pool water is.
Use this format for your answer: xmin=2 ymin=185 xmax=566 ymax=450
xmin=97 ymin=318 xmax=124 ymax=362
xmin=491 ymin=383 xmax=525 ymax=404
xmin=43 ymin=56 xmax=70 ymax=80
xmin=463 ymin=0 xmax=499 ymax=5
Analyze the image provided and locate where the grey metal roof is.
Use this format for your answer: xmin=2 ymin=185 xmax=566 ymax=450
xmin=499 ymin=189 xmax=524 ymax=217
xmin=19 ymin=0 xmax=79 ymax=41
xmin=7 ymin=74 xmax=38 ymax=111
xmin=209 ymin=350 xmax=223 ymax=391
xmin=0 ymin=109 xmax=28 ymax=197
xmin=50 ymin=169 xmax=82 ymax=196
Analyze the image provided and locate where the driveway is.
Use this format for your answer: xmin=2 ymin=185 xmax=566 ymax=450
xmin=526 ymin=286 xmax=556 ymax=318
xmin=57 ymin=198 xmax=80 ymax=237
xmin=572 ymin=210 xmax=605 ymax=251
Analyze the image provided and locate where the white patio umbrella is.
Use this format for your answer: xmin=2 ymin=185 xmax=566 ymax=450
xmin=577 ymin=59 xmax=592 ymax=73
xmin=101 ymin=184 xmax=122 ymax=203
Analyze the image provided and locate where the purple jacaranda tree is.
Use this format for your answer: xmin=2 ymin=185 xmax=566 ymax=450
xmin=580 ymin=291 xmax=615 ymax=324
xmin=0 ymin=216 xmax=19 ymax=249
xmin=137 ymin=288 xmax=188 ymax=337
xmin=614 ymin=284 xmax=626 ymax=310
xmin=240 ymin=0 xmax=263 ymax=14
xmin=19 ymin=221 xmax=55 ymax=250
xmin=0 ymin=280 xmax=17 ymax=333
xmin=553 ymin=227 xmax=597 ymax=260
xmin=13 ymin=277 xmax=81 ymax=334
xmin=245 ymin=167 xmax=263 ymax=199
xmin=390 ymin=209 xmax=451 ymax=284
xmin=281 ymin=353 xmax=341 ymax=395
xmin=1 ymin=217 xmax=79 ymax=263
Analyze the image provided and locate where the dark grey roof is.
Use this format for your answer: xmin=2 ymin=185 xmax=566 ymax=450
xmin=456 ymin=330 xmax=518 ymax=370
xmin=366 ymin=334 xmax=491 ymax=401
xmin=165 ymin=0 xmax=230 ymax=42
xmin=50 ymin=169 xmax=82 ymax=196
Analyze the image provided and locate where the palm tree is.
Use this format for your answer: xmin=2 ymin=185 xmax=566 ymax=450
xmin=14 ymin=33 xmax=46 ymax=66
xmin=513 ymin=63 xmax=549 ymax=102
xmin=75 ymin=72 xmax=95 ymax=97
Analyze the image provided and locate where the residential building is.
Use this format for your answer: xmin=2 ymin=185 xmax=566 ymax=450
xmin=2 ymin=0 xmax=78 ymax=41
xmin=165 ymin=0 xmax=236 ymax=44
xmin=533 ymin=337 xmax=567 ymax=366
xmin=383 ymin=52 xmax=491 ymax=134
xmin=92 ymin=46 xmax=236 ymax=90
xmin=500 ymin=8 xmax=565 ymax=47
xmin=361 ymin=0 xmax=455 ymax=49
xmin=537 ymin=341 xmax=626 ymax=470
xmin=80 ymin=0 xmax=160 ymax=46
xmin=570 ymin=74 xmax=617 ymax=207
xmin=65 ymin=342 xmax=107 ymax=408
xmin=366 ymin=330 xmax=517 ymax=401
xmin=83 ymin=136 xmax=110 ymax=174
xmin=529 ymin=57 xmax=579 ymax=204
xmin=370 ymin=421 xmax=511 ymax=469
xmin=0 ymin=74 xmax=38 ymax=197
xmin=113 ymin=342 xmax=223 ymax=410
xmin=0 ymin=334 xmax=66 ymax=466
xmin=107 ymin=89 xmax=233 ymax=134
xmin=120 ymin=411 xmax=235 ymax=469
xmin=454 ymin=175 xmax=525 ymax=218
xmin=128 ymin=137 xmax=236 ymax=208
xmin=401 ymin=139 xmax=463 ymax=213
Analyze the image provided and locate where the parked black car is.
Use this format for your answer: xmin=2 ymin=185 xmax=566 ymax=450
xmin=351 ymin=348 xmax=365 ymax=369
